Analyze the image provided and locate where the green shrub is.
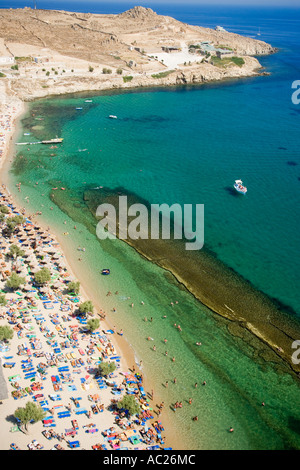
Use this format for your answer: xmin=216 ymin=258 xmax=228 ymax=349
xmin=78 ymin=300 xmax=94 ymax=314
xmin=67 ymin=281 xmax=80 ymax=295
xmin=5 ymin=215 xmax=24 ymax=235
xmin=14 ymin=401 xmax=46 ymax=432
xmin=34 ymin=267 xmax=51 ymax=285
xmin=6 ymin=272 xmax=26 ymax=290
xmin=151 ymin=70 xmax=174 ymax=79
xmin=117 ymin=395 xmax=140 ymax=416
xmin=123 ymin=75 xmax=133 ymax=83
xmin=0 ymin=325 xmax=14 ymax=341
xmin=211 ymin=56 xmax=245 ymax=68
xmin=231 ymin=57 xmax=245 ymax=67
xmin=98 ymin=361 xmax=116 ymax=376
xmin=87 ymin=317 xmax=100 ymax=332
xmin=0 ymin=205 xmax=9 ymax=214
xmin=8 ymin=244 xmax=25 ymax=259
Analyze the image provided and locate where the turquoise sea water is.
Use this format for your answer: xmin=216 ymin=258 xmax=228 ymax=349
xmin=4 ymin=3 xmax=300 ymax=450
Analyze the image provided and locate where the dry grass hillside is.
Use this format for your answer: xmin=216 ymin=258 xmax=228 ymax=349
xmin=0 ymin=6 xmax=276 ymax=100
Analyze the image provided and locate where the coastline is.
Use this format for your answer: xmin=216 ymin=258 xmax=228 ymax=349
xmin=0 ymin=95 xmax=182 ymax=450
xmin=6 ymin=56 xmax=269 ymax=104
xmin=8 ymin=80 xmax=300 ymax=377
xmin=0 ymin=2 xmax=299 ymax=450
xmin=2 ymin=99 xmax=300 ymax=450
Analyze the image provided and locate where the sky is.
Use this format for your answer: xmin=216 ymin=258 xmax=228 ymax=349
xmin=83 ymin=0 xmax=300 ymax=5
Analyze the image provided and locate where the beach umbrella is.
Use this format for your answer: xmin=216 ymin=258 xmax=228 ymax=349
xmin=31 ymin=266 xmax=41 ymax=273
xmin=13 ymin=258 xmax=23 ymax=269
xmin=52 ymin=280 xmax=63 ymax=289
xmin=35 ymin=248 xmax=46 ymax=257
xmin=22 ymin=283 xmax=32 ymax=291
xmin=46 ymin=247 xmax=56 ymax=254
xmin=28 ymin=261 xmax=39 ymax=269
xmin=39 ymin=286 xmax=49 ymax=293
xmin=28 ymin=255 xmax=38 ymax=264
xmin=44 ymin=264 xmax=53 ymax=272
xmin=23 ymin=248 xmax=33 ymax=257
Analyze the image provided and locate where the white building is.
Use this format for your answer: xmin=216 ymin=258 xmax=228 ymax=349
xmin=0 ymin=57 xmax=15 ymax=65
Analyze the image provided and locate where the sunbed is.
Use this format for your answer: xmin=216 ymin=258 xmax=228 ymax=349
xmin=65 ymin=428 xmax=77 ymax=437
xmin=57 ymin=411 xmax=71 ymax=418
xmin=3 ymin=362 xmax=15 ymax=368
xmin=68 ymin=440 xmax=80 ymax=449
xmin=75 ymin=407 xmax=87 ymax=415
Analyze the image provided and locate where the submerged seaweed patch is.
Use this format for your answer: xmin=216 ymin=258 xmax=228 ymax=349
xmin=46 ymin=184 xmax=300 ymax=373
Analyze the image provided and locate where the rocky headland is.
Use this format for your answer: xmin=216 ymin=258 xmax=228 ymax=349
xmin=0 ymin=6 xmax=276 ymax=101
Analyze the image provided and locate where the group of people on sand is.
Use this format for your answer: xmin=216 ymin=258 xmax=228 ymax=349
xmin=0 ymin=185 xmax=172 ymax=450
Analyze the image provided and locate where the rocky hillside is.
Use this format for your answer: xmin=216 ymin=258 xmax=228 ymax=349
xmin=0 ymin=6 xmax=275 ymax=63
xmin=0 ymin=6 xmax=276 ymax=101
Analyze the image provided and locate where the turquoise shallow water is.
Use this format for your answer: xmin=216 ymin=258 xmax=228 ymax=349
xmin=14 ymin=79 xmax=300 ymax=314
xmin=5 ymin=4 xmax=300 ymax=450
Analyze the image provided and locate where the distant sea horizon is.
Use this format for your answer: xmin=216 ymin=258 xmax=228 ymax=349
xmin=4 ymin=1 xmax=300 ymax=450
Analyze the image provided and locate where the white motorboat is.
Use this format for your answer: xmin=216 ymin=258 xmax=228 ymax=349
xmin=234 ymin=179 xmax=247 ymax=194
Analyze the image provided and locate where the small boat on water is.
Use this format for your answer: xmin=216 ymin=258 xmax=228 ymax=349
xmin=109 ymin=115 xmax=117 ymax=119
xmin=234 ymin=179 xmax=247 ymax=194
xmin=76 ymin=107 xmax=83 ymax=110
xmin=101 ymin=269 xmax=110 ymax=275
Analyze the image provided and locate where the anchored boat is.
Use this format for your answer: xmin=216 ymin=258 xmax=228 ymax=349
xmin=234 ymin=179 xmax=247 ymax=194
xmin=16 ymin=137 xmax=63 ymax=145
xmin=41 ymin=138 xmax=63 ymax=144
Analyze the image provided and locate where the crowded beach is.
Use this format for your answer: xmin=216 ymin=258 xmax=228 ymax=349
xmin=0 ymin=186 xmax=169 ymax=450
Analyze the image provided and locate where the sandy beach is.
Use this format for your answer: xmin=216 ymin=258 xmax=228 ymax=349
xmin=0 ymin=89 xmax=175 ymax=451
